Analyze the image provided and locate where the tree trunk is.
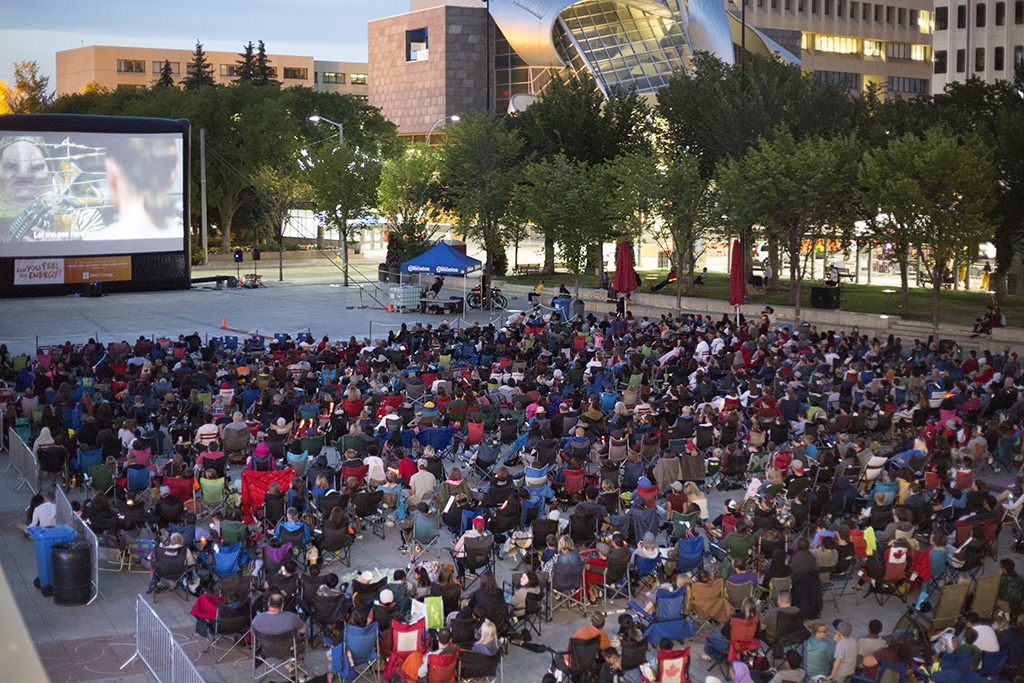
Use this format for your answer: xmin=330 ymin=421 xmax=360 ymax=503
xmin=278 ymin=218 xmax=284 ymax=282
xmin=790 ymin=232 xmax=802 ymax=321
xmin=899 ymin=243 xmax=910 ymax=317
xmin=220 ymin=211 xmax=233 ymax=252
xmin=341 ymin=216 xmax=349 ymax=287
xmin=574 ymin=273 xmax=579 ymax=297
xmin=316 ymin=221 xmax=324 ymax=251
xmin=768 ymin=242 xmax=781 ymax=292
xmin=543 ymin=234 xmax=555 ymax=274
xmin=993 ymin=270 xmax=1007 ymax=306
xmin=932 ymin=276 xmax=941 ymax=339
xmin=686 ymin=235 xmax=696 ymax=297
xmin=675 ymin=246 xmax=686 ymax=310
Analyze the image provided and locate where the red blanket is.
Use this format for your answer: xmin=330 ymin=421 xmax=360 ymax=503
xmin=241 ymin=468 xmax=295 ymax=523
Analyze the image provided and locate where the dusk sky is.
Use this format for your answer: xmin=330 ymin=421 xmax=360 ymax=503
xmin=1 ymin=0 xmax=412 ymax=89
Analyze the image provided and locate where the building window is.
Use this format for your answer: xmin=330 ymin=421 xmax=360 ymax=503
xmin=864 ymin=39 xmax=884 ymax=56
xmin=350 ymin=73 xmax=367 ymax=85
xmin=151 ymin=61 xmax=180 ymax=74
xmin=875 ymin=4 xmax=883 ymax=21
xmin=814 ymin=70 xmax=859 ymax=88
xmin=1017 ymin=0 xmax=1024 ymax=22
xmin=899 ymin=7 xmax=906 ymax=23
xmin=995 ymin=45 xmax=1005 ymax=69
xmin=935 ymin=50 xmax=948 ymax=72
xmin=850 ymin=1 xmax=858 ymax=18
xmin=816 ymin=34 xmax=861 ymax=53
xmin=812 ymin=0 xmax=819 ymax=13
xmin=117 ymin=59 xmax=145 ymax=73
xmin=977 ymin=2 xmax=987 ymax=25
xmin=936 ymin=6 xmax=949 ymax=28
xmin=824 ymin=0 xmax=832 ymax=15
xmin=1016 ymin=45 xmax=1024 ymax=64
xmin=322 ymin=72 xmax=345 ymax=84
xmin=976 ymin=46 xmax=986 ymax=70
xmin=886 ymin=6 xmax=894 ymax=23
xmin=957 ymin=48 xmax=966 ymax=71
xmin=887 ymin=76 xmax=926 ymax=93
xmin=283 ymin=67 xmax=308 ymax=80
xmin=219 ymin=64 xmax=240 ymax=77
xmin=919 ymin=9 xmax=934 ymax=31
xmin=406 ymin=27 xmax=428 ymax=61
xmin=886 ymin=42 xmax=911 ymax=58
xmin=958 ymin=4 xmax=967 ymax=26
xmin=837 ymin=0 xmax=844 ymax=15
xmin=996 ymin=1 xmax=1007 ymax=23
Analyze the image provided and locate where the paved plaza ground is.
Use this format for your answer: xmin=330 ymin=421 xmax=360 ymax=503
xmin=0 ymin=260 xmax=1018 ymax=682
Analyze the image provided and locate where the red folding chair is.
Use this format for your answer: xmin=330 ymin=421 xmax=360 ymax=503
xmin=954 ymin=470 xmax=973 ymax=490
xmin=427 ymin=651 xmax=459 ymax=683
xmin=341 ymin=464 xmax=369 ymax=487
xmin=726 ymin=615 xmax=762 ymax=663
xmin=384 ymin=618 xmax=426 ymax=682
xmin=163 ymin=476 xmax=196 ymax=509
xmin=656 ymin=647 xmax=691 ymax=683
xmin=465 ymin=421 xmax=485 ymax=446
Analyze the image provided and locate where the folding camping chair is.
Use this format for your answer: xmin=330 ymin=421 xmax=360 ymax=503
xmin=628 ymin=584 xmax=697 ymax=643
xmin=253 ymin=629 xmax=305 ymax=682
xmin=206 ymin=599 xmax=252 ymax=663
xmin=550 ymin=559 xmax=587 ymax=614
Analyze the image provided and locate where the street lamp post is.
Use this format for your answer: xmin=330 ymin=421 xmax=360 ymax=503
xmin=426 ymin=115 xmax=460 ymax=146
xmin=309 ymin=114 xmax=350 ymax=285
xmin=309 ymin=114 xmax=343 ymax=144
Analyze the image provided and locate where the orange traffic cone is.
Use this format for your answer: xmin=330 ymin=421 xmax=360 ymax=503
xmin=388 ymin=302 xmax=393 ymax=312
xmin=221 ymin=317 xmax=227 ymax=329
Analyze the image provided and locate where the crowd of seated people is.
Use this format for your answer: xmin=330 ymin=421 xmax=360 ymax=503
xmin=2 ymin=314 xmax=1024 ymax=681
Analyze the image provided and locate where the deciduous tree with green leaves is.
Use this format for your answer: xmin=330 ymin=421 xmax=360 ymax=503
xmin=2 ymin=60 xmax=54 ymax=113
xmin=378 ymin=144 xmax=443 ymax=265
xmin=439 ymin=113 xmax=523 ymax=279
xmin=514 ymin=154 xmax=609 ymax=294
xmin=717 ymin=127 xmax=861 ymax=321
xmin=250 ymin=164 xmax=309 ymax=280
xmin=654 ymin=150 xmax=712 ymax=304
xmin=861 ymin=127 xmax=996 ymax=335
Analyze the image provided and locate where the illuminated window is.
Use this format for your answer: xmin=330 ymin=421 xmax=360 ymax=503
xmin=152 ymin=61 xmax=180 ymax=74
xmin=864 ymin=39 xmax=884 ymax=56
xmin=816 ymin=34 xmax=861 ymax=53
xmin=117 ymin=59 xmax=145 ymax=73
xmin=920 ymin=9 xmax=935 ymax=32
xmin=351 ymin=73 xmax=367 ymax=85
xmin=283 ymin=67 xmax=308 ymax=80
xmin=322 ymin=72 xmax=345 ymax=84
xmin=912 ymin=45 xmax=930 ymax=60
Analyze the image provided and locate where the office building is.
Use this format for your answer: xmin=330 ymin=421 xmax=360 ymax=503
xmin=55 ymin=45 xmax=369 ymax=99
xmin=931 ymin=0 xmax=1024 ymax=90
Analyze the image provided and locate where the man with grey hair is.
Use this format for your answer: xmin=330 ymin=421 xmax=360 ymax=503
xmin=829 ymin=619 xmax=857 ymax=683
xmin=408 ymin=458 xmax=436 ymax=505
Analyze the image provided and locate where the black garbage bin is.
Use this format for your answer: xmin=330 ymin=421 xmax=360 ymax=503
xmin=378 ymin=263 xmax=389 ymax=283
xmin=572 ymin=298 xmax=587 ymax=321
xmin=51 ymin=541 xmax=91 ymax=606
xmin=389 ymin=265 xmax=401 ymax=284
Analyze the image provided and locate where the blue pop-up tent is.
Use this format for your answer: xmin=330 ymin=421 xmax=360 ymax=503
xmin=400 ymin=242 xmax=483 ymax=311
xmin=401 ymin=242 xmax=482 ymax=275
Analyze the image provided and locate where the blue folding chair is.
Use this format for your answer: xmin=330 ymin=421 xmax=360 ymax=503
xmin=417 ymin=427 xmax=456 ymax=458
xmin=326 ymin=622 xmax=379 ymax=683
xmin=521 ymin=496 xmax=545 ymax=526
xmin=633 ymin=553 xmax=662 ymax=587
xmin=224 ymin=335 xmax=239 ymax=350
xmin=628 ymin=584 xmax=697 ymax=643
xmin=62 ymin=406 xmax=83 ymax=431
xmin=675 ymin=535 xmax=706 ymax=575
xmin=212 ymin=541 xmax=245 ymax=578
xmin=525 ymin=465 xmax=554 ymax=500
xmin=126 ymin=467 xmax=152 ymax=497
xmin=77 ymin=447 xmax=103 ymax=472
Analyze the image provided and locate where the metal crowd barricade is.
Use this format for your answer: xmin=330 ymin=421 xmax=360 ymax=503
xmin=54 ymin=485 xmax=103 ymax=604
xmin=8 ymin=427 xmax=39 ymax=494
xmin=121 ymin=595 xmax=205 ymax=683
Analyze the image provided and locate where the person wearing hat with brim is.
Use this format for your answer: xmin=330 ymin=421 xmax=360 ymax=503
xmin=452 ymin=515 xmax=491 ymax=578
xmin=408 ymin=458 xmax=437 ymax=507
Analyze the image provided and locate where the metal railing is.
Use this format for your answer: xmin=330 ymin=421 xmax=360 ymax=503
xmin=53 ymin=484 xmax=103 ymax=604
xmin=121 ymin=594 xmax=205 ymax=683
xmin=8 ymin=426 xmax=38 ymax=494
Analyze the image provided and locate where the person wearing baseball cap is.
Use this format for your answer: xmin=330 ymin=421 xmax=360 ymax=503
xmin=452 ymin=515 xmax=491 ymax=578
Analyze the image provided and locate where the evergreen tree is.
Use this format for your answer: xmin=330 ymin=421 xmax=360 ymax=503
xmin=154 ymin=60 xmax=176 ymax=88
xmin=235 ymin=42 xmax=256 ymax=83
xmin=254 ymin=40 xmax=277 ymax=86
xmin=181 ymin=40 xmax=214 ymax=90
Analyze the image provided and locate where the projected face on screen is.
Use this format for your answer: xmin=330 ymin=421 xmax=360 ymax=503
xmin=0 ymin=131 xmax=185 ymax=257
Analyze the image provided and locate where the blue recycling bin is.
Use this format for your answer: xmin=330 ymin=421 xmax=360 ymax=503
xmin=27 ymin=525 xmax=78 ymax=591
xmin=552 ymin=296 xmax=571 ymax=322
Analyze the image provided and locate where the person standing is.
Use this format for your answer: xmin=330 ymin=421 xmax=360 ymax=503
xmin=828 ymin=620 xmax=858 ymax=683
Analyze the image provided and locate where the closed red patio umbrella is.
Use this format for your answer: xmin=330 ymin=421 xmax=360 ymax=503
xmin=614 ymin=233 xmax=637 ymax=296
xmin=729 ymin=239 xmax=744 ymax=308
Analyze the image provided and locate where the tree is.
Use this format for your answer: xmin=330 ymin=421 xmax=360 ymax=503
xmin=2 ymin=60 xmax=54 ymax=113
xmin=236 ymin=42 xmax=257 ymax=83
xmin=181 ymin=41 xmax=214 ymax=90
xmin=301 ymin=142 xmax=383 ymax=285
xmin=254 ymin=41 xmax=277 ymax=86
xmin=439 ymin=113 xmax=524 ymax=279
xmin=861 ymin=128 xmax=996 ymax=335
xmin=717 ymin=128 xmax=862 ymax=321
xmin=655 ymin=150 xmax=712 ymax=305
xmin=250 ymin=164 xmax=309 ymax=281
xmin=378 ymin=144 xmax=443 ymax=265
xmin=153 ymin=61 xmax=176 ymax=88
xmin=514 ymin=155 xmax=609 ymax=294
xmin=513 ymin=72 xmax=653 ymax=272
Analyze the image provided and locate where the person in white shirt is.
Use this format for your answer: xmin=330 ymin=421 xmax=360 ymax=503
xmin=408 ymin=459 xmax=437 ymax=506
xmin=965 ymin=612 xmax=1000 ymax=653
xmin=17 ymin=491 xmax=57 ymax=534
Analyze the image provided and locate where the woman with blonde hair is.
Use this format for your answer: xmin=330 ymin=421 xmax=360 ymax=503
xmin=471 ymin=619 xmax=500 ymax=655
xmin=684 ymin=481 xmax=709 ymax=520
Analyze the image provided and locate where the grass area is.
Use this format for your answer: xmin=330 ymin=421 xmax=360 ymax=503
xmin=503 ymin=270 xmax=1020 ymax=327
